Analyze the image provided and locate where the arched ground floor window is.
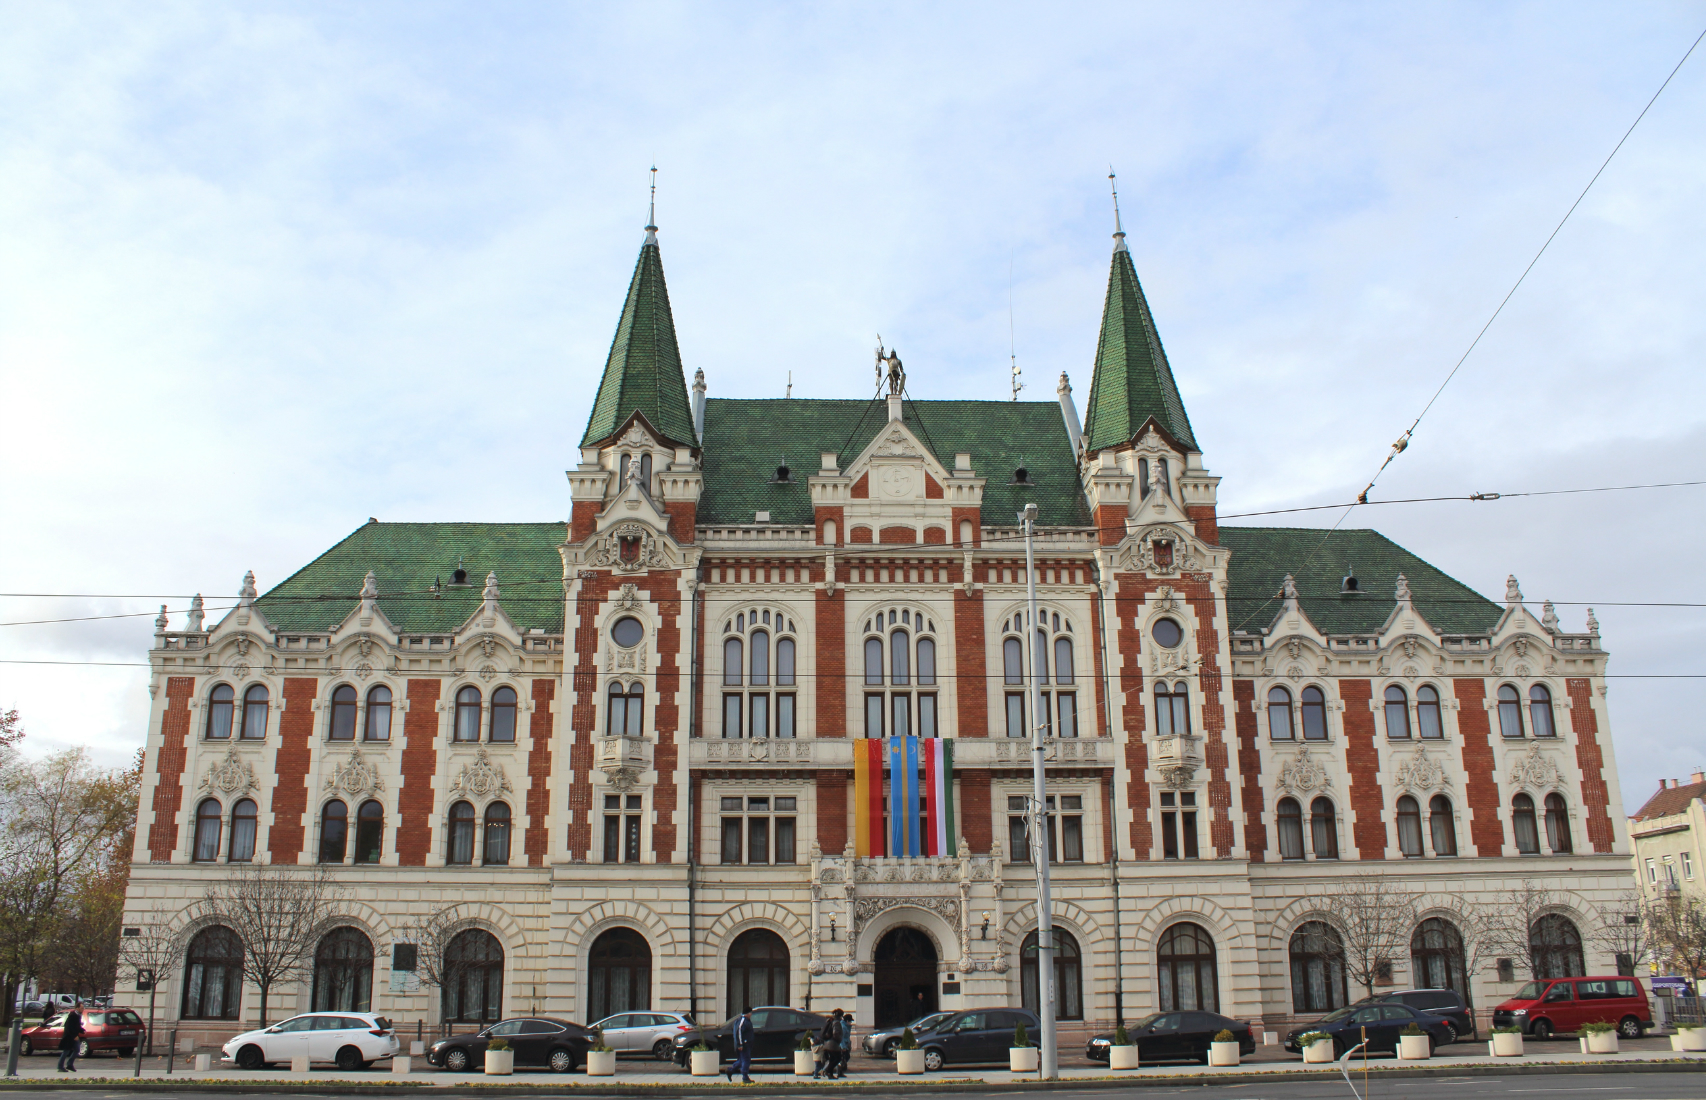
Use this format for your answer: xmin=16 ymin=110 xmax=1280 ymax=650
xmin=1410 ymin=918 xmax=1467 ymax=1001
xmin=1021 ymin=927 xmax=1082 ymax=1021
xmin=589 ymin=927 xmax=651 ymax=1021
xmin=1289 ymin=921 xmax=1347 ymax=1014
xmin=313 ymin=926 xmax=374 ymax=1012
xmin=1530 ymin=914 xmax=1585 ymax=979
xmin=442 ymin=929 xmax=504 ymax=1023
xmin=183 ymin=925 xmax=243 ymax=1020
xmin=726 ymin=929 xmax=789 ymax=1018
xmin=1157 ymin=922 xmax=1219 ymax=1013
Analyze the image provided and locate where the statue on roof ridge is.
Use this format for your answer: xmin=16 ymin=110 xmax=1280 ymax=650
xmin=484 ymin=571 xmax=501 ymax=603
xmin=1541 ymin=599 xmax=1559 ymax=634
xmin=875 ymin=339 xmax=905 ymax=396
xmin=1282 ymin=574 xmax=1298 ymax=601
xmin=239 ymin=570 xmax=258 ymax=606
xmin=1394 ymin=573 xmax=1411 ymax=602
xmin=154 ymin=605 xmax=169 ymax=634
xmin=1505 ymin=574 xmax=1522 ymax=604
xmin=187 ymin=593 xmax=205 ymax=632
xmin=361 ymin=571 xmax=379 ymax=600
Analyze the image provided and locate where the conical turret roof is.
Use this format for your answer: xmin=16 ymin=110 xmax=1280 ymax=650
xmin=1081 ymin=237 xmax=1197 ymax=453
xmin=580 ymin=228 xmax=696 ymax=448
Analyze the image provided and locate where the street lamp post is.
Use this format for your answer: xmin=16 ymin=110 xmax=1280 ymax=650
xmin=1021 ymin=502 xmax=1057 ymax=1078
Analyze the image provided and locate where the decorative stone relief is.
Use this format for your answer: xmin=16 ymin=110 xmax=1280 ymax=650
xmin=232 ymin=663 xmax=252 ymax=681
xmin=1274 ymin=747 xmax=1331 ymax=793
xmin=1389 ymin=746 xmax=1451 ymax=792
xmin=588 ymin=521 xmax=669 ymax=574
xmin=1509 ymin=743 xmax=1566 ymax=791
xmin=852 ymin=895 xmax=960 ymax=927
xmin=1158 ymin=764 xmax=1197 ymax=790
xmin=617 ymin=583 xmax=640 ymax=611
xmin=324 ymin=749 xmax=386 ymax=797
xmin=477 ymin=664 xmax=498 ymax=682
xmin=353 ymin=661 xmax=374 ymax=681
xmin=448 ymin=748 xmax=512 ymax=799
xmin=875 ymin=426 xmax=921 ymax=457
xmin=199 ymin=747 xmax=258 ymax=796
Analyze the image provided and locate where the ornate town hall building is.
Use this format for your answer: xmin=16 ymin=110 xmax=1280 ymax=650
xmin=128 ymin=215 xmax=1634 ymax=1036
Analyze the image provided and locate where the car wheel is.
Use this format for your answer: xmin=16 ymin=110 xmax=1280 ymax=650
xmin=1531 ymin=1019 xmax=1553 ymax=1041
xmin=236 ymin=1044 xmax=265 ymax=1070
xmin=77 ymin=1039 xmax=92 ymax=1058
xmin=922 ymin=1048 xmax=944 ymax=1072
xmin=653 ymin=1039 xmax=674 ymax=1060
xmin=335 ymin=1046 xmax=364 ymax=1072
xmin=1440 ymin=1022 xmax=1457 ymax=1044
xmin=445 ymin=1048 xmax=470 ymax=1072
xmin=549 ymin=1048 xmax=578 ymax=1073
xmin=18 ymin=1039 xmax=32 ymax=1057
xmin=1619 ymin=1016 xmax=1643 ymax=1039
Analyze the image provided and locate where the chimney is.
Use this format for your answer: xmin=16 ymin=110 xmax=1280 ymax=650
xmin=1692 ymin=771 xmax=1705 ymax=786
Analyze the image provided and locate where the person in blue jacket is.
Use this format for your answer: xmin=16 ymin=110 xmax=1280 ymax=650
xmin=728 ymin=1006 xmax=755 ymax=1084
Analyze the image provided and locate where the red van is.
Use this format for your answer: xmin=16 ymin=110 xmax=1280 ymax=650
xmin=1492 ymin=976 xmax=1651 ymax=1039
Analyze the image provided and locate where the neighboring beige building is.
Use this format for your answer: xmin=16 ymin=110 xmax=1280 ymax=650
xmin=1629 ymin=773 xmax=1706 ymax=902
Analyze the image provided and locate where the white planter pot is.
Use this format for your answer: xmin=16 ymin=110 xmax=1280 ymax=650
xmin=1676 ymin=1026 xmax=1706 ymax=1052
xmin=1586 ymin=1031 xmax=1618 ymax=1053
xmin=1009 ymin=1047 xmax=1038 ymax=1072
xmin=1303 ymin=1038 xmax=1335 ymax=1064
xmin=483 ymin=1050 xmax=514 ymax=1076
xmin=1109 ymin=1045 xmax=1141 ymax=1070
xmin=896 ymin=1049 xmax=926 ymax=1075
xmin=1397 ymin=1034 xmax=1430 ymax=1060
xmin=794 ymin=1051 xmax=816 ymax=1076
xmin=194 ymin=1054 xmax=213 ymax=1071
xmin=587 ymin=1050 xmax=617 ymax=1076
xmin=1208 ymin=1041 xmax=1239 ymax=1067
xmin=690 ymin=1050 xmax=720 ymax=1076
xmin=1492 ymin=1032 xmax=1524 ymax=1057
xmin=290 ymin=1055 xmax=311 ymax=1074
xmin=391 ymin=1056 xmax=412 ymax=1074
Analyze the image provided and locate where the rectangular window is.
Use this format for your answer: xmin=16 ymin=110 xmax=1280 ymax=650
xmin=1181 ymin=792 xmax=1199 ymax=860
xmin=892 ymin=694 xmax=910 ymax=738
xmin=1685 ymin=853 xmax=1695 ymax=879
xmin=777 ymin=694 xmax=796 ymax=738
xmin=749 ymin=694 xmax=769 ymax=739
xmin=1038 ymin=691 xmax=1053 ymax=737
xmin=1005 ymin=693 xmax=1025 ymax=737
xmin=919 ymin=695 xmax=937 ymax=738
xmin=1057 ymin=694 xmax=1077 ymax=738
xmin=1647 ymin=858 xmax=1658 ymax=884
xmin=1007 ymin=796 xmax=1030 ymax=862
xmin=865 ymin=694 xmax=884 ymax=737
xmin=624 ymin=813 xmax=642 ymax=863
xmin=604 ymin=816 xmax=621 ymax=863
xmin=723 ymin=694 xmax=742 ymax=738
xmin=748 ymin=817 xmax=770 ymax=864
xmin=1666 ymin=858 xmax=1678 ymax=885
xmin=1161 ymin=791 xmax=1179 ymax=860
xmin=1061 ymin=814 xmax=1083 ymax=862
xmin=721 ymin=817 xmax=742 ymax=864
xmin=775 ymin=816 xmax=797 ymax=864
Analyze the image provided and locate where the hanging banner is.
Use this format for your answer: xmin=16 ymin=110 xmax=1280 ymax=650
xmin=853 ymin=738 xmax=886 ymax=857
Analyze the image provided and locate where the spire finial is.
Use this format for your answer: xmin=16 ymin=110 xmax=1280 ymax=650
xmin=645 ymin=165 xmax=658 ymax=244
xmin=1109 ymin=167 xmax=1128 ymax=253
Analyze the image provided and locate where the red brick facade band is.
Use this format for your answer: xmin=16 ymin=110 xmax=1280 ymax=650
xmin=816 ymin=772 xmax=848 ymax=854
xmin=1336 ymin=679 xmax=1387 ymax=859
xmin=850 ymin=526 xmax=873 ymax=543
xmin=958 ymin=768 xmax=992 ymax=853
xmin=567 ymin=574 xmax=612 ymax=859
xmin=923 ymin=526 xmax=947 ymax=544
xmin=571 ymin=501 xmax=600 ymax=543
xmin=1453 ymin=679 xmax=1505 ymax=856
xmin=1113 ymin=574 xmax=1153 ymax=858
xmin=815 ymin=589 xmax=846 ymax=736
xmin=851 ymin=473 xmax=869 ymax=498
xmin=663 ymin=502 xmax=696 ymax=544
xmin=950 ymin=506 xmax=981 ymax=547
xmin=1232 ymin=680 xmax=1267 ymax=859
xmin=1181 ymin=577 xmax=1235 ymax=856
xmin=689 ymin=772 xmax=703 ymax=861
xmin=268 ymin=678 xmax=320 ymax=862
xmin=1089 ymin=593 xmax=1110 ymax=738
xmin=953 ymin=589 xmax=988 ymax=737
xmin=396 ymin=679 xmax=442 ymax=865
xmin=1097 ymin=505 xmax=1125 ymax=547
xmin=1099 ymin=773 xmax=1115 ymax=863
xmin=146 ymin=676 xmax=197 ymax=860
xmin=815 ymin=506 xmax=845 ymax=547
xmin=1184 ymin=504 xmax=1219 ymax=546
xmin=524 ymin=678 xmax=555 ymax=866
xmin=1565 ymin=678 xmax=1615 ymax=853
xmin=880 ymin=526 xmax=917 ymax=544
xmin=647 ymin=579 xmax=686 ymax=860
xmin=925 ymin=474 xmax=943 ymax=499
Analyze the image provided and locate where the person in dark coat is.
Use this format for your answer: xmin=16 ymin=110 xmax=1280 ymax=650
xmin=812 ymin=1010 xmax=841 ymax=1079
xmin=728 ymin=1007 xmax=754 ymax=1084
xmin=833 ymin=1011 xmax=853 ymax=1078
xmin=57 ymin=1009 xmax=84 ymax=1072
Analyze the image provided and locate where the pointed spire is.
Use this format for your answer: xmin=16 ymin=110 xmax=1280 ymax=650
xmin=580 ymin=173 xmax=696 ymax=449
xmin=1080 ymin=191 xmax=1197 ymax=453
xmin=1109 ymin=168 xmax=1128 ymax=253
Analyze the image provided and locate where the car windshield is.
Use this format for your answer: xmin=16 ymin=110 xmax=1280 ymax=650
xmin=1127 ymin=1014 xmax=1161 ymax=1030
xmin=1512 ymin=981 xmax=1546 ymax=1000
xmin=909 ymin=1013 xmax=950 ymax=1031
xmin=1318 ymin=1006 xmax=1357 ymax=1024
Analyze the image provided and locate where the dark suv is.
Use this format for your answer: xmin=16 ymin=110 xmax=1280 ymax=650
xmin=911 ymin=1008 xmax=1040 ymax=1071
xmin=1355 ymin=988 xmax=1474 ymax=1042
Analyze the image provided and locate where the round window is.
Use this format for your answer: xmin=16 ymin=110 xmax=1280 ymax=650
xmin=611 ymin=616 xmax=644 ymax=649
xmin=1151 ymin=618 xmax=1183 ymax=649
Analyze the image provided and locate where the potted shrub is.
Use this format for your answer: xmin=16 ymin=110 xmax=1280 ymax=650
xmin=1674 ymin=1022 xmax=1706 ymax=1052
xmin=895 ymin=1028 xmax=926 ymax=1075
xmin=483 ymin=1037 xmax=515 ymax=1076
xmin=1208 ymin=1029 xmax=1239 ymax=1067
xmin=689 ymin=1041 xmax=720 ymax=1077
xmin=1581 ymin=1021 xmax=1618 ymax=1054
xmin=1109 ymin=1023 xmax=1140 ymax=1070
xmin=586 ymin=1030 xmax=616 ymax=1077
xmin=1299 ymin=1031 xmax=1334 ymax=1063
xmin=794 ymin=1031 xmax=816 ymax=1076
xmin=1397 ymin=1023 xmax=1431 ymax=1061
xmin=1490 ymin=1025 xmax=1524 ymax=1057
xmin=1009 ymin=1022 xmax=1038 ymax=1072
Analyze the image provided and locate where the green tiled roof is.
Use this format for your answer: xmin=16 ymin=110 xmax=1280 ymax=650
xmin=1081 ymin=242 xmax=1198 ymax=453
xmin=1220 ymin=526 xmax=1502 ymax=636
xmin=580 ymin=233 xmax=697 ymax=449
xmin=697 ymin=397 xmax=1089 ymax=528
xmin=254 ymin=521 xmax=568 ymax=634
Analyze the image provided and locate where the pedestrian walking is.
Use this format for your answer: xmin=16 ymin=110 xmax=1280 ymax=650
xmin=833 ymin=1010 xmax=853 ymax=1078
xmin=813 ymin=1010 xmax=841 ymax=1079
xmin=729 ymin=1006 xmax=755 ymax=1084
xmin=57 ymin=1009 xmax=84 ymax=1073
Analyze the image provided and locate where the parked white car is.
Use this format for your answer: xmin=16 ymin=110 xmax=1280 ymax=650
xmin=589 ymin=1011 xmax=696 ymax=1059
xmin=222 ymin=1012 xmax=399 ymax=1071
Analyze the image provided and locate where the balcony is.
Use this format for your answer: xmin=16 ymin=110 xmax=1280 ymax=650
xmin=596 ymin=735 xmax=652 ymax=777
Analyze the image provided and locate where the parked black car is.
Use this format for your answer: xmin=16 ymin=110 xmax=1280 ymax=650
xmin=911 ymin=1008 xmax=1040 ymax=1071
xmin=862 ymin=1012 xmax=953 ymax=1058
xmin=1283 ymin=1002 xmax=1453 ymax=1058
xmin=1086 ymin=1011 xmax=1255 ymax=1064
xmin=427 ymin=1017 xmax=594 ymax=1073
xmin=671 ymin=1007 xmax=828 ymax=1067
xmin=1355 ymin=988 xmax=1475 ymax=1041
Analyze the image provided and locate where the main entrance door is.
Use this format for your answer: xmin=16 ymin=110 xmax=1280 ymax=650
xmin=872 ymin=927 xmax=938 ymax=1028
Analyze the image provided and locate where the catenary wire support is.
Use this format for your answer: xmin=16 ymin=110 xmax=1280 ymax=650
xmin=1020 ymin=501 xmax=1057 ymax=1079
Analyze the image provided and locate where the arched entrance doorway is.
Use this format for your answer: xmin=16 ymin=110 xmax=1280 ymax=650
xmin=588 ymin=927 xmax=652 ymax=1020
xmin=872 ymin=927 xmax=937 ymax=1028
xmin=727 ymin=929 xmax=790 ymax=1017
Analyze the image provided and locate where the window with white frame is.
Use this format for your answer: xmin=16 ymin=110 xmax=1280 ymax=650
xmin=998 ymin=611 xmax=1076 ymax=738
xmin=1160 ymin=790 xmax=1199 ymax=859
xmin=603 ymin=794 xmax=643 ymax=863
xmin=1684 ymin=853 xmax=1695 ymax=879
xmin=719 ymin=796 xmax=797 ymax=864
xmin=722 ymin=608 xmax=798 ymax=738
xmin=1006 ymin=794 xmax=1083 ymax=862
xmin=862 ymin=607 xmax=938 ymax=737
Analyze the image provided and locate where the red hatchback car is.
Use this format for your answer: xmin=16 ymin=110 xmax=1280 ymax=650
xmin=19 ymin=1010 xmax=147 ymax=1058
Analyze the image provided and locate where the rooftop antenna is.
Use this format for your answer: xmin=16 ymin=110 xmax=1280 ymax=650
xmin=1109 ymin=167 xmax=1127 ymax=253
xmin=1009 ymin=250 xmax=1023 ymax=401
xmin=786 ymin=370 xmax=793 ymax=398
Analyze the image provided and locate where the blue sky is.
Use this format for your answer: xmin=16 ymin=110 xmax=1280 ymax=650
xmin=3 ymin=2 xmax=1704 ymax=811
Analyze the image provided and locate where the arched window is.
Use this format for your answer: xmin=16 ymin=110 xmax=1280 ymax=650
xmin=443 ymin=929 xmax=504 ymax=1023
xmin=1410 ymin=918 xmax=1467 ymax=999
xmin=750 ymin=630 xmax=770 ymax=686
xmin=958 ymin=519 xmax=973 ymax=546
xmin=725 ymin=637 xmax=744 ymax=686
xmin=240 ymin=685 xmax=269 ymax=740
xmin=866 ymin=637 xmax=884 ymax=686
xmin=1396 ymin=795 xmax=1423 ymax=857
xmin=778 ymin=638 xmax=796 ymax=686
xmin=1498 ymin=684 xmax=1525 ymax=738
xmin=454 ymin=687 xmax=481 ymax=742
xmin=1054 ymin=636 xmax=1074 ymax=684
xmin=1530 ymin=914 xmax=1585 ymax=979
xmin=890 ymin=630 xmax=910 ymax=686
xmin=193 ymin=798 xmax=222 ymax=862
xmin=1384 ymin=686 xmax=1411 ymax=739
xmin=1311 ymin=797 xmax=1339 ymax=859
xmin=607 ymin=682 xmax=644 ymax=737
xmin=319 ymin=800 xmax=348 ymax=863
xmin=1277 ymin=797 xmax=1305 ymax=860
xmin=588 ymin=927 xmax=651 ymax=1020
xmin=1289 ymin=921 xmax=1347 ymax=1013
xmin=1021 ymin=927 xmax=1082 ymax=1020
xmin=489 ymin=686 xmax=517 ymax=742
xmin=1157 ymin=922 xmax=1219 ymax=1013
xmin=1545 ymin=793 xmax=1573 ymax=854
xmin=354 ymin=799 xmax=383 ymax=864
xmin=917 ymin=637 xmax=935 ymax=685
xmin=825 ymin=519 xmax=838 ymax=546
xmin=862 ymin=611 xmax=939 ymax=739
xmin=1512 ymin=794 xmax=1540 ymax=854
xmin=640 ymin=452 xmax=653 ymax=489
xmin=182 ymin=925 xmax=243 ymax=1019
xmin=312 ymin=927 xmax=374 ymax=1012
xmin=206 ymin=684 xmax=235 ymax=740
xmin=1417 ymin=685 xmax=1443 ymax=739
xmin=483 ymin=802 xmax=511 ymax=865
xmin=726 ymin=929 xmax=789 ymax=1018
xmin=1301 ymin=686 xmax=1328 ymax=740
xmin=1003 ymin=637 xmax=1023 ymax=684
xmin=1429 ymin=795 xmax=1458 ymax=856
xmin=229 ymin=798 xmax=257 ymax=862
xmin=1155 ymin=681 xmax=1190 ymax=737
xmin=1529 ymin=685 xmax=1555 ymax=738
xmin=1268 ymin=687 xmax=1294 ymax=740
xmin=329 ymin=685 xmax=357 ymax=740
xmin=364 ymin=685 xmax=392 ymax=741
xmin=447 ymin=800 xmax=476 ymax=865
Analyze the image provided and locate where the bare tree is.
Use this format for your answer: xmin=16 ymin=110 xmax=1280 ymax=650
xmin=1590 ymin=892 xmax=1654 ymax=977
xmin=393 ymin=905 xmax=466 ymax=1014
xmin=1316 ymin=879 xmax=1420 ymax=998
xmin=1473 ymin=879 xmax=1578 ymax=981
xmin=118 ymin=917 xmax=187 ymax=1055
xmin=1649 ymin=895 xmax=1706 ymax=986
xmin=202 ymin=863 xmax=343 ymax=1026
